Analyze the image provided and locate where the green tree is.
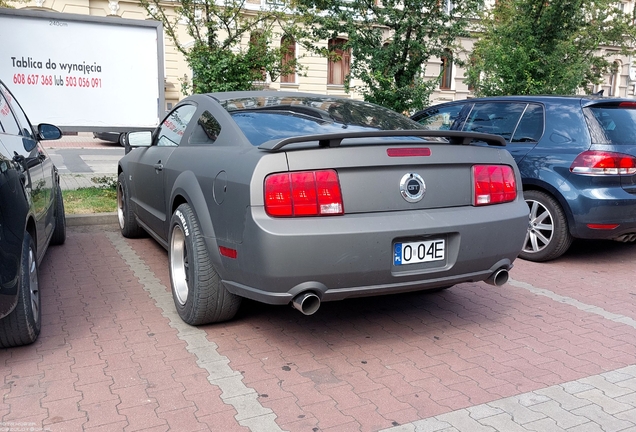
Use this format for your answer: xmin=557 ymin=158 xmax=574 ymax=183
xmin=294 ymin=0 xmax=483 ymax=113
xmin=467 ymin=0 xmax=636 ymax=96
xmin=140 ymin=0 xmax=302 ymax=94
xmin=1 ymin=1 xmax=26 ymax=8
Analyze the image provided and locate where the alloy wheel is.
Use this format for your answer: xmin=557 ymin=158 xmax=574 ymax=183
xmin=170 ymin=225 xmax=189 ymax=305
xmin=523 ymin=199 xmax=555 ymax=254
xmin=28 ymin=246 xmax=40 ymax=324
xmin=117 ymin=182 xmax=125 ymax=230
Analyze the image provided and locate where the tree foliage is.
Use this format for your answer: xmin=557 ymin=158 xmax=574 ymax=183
xmin=467 ymin=0 xmax=636 ymax=96
xmin=293 ymin=0 xmax=482 ymax=113
xmin=1 ymin=0 xmax=26 ymax=8
xmin=140 ymin=0 xmax=302 ymax=94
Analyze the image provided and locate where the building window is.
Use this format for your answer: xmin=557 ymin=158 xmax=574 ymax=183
xmin=440 ymin=49 xmax=453 ymax=90
xmin=609 ymin=61 xmax=621 ymax=97
xmin=281 ymin=35 xmax=296 ymax=84
xmin=328 ymin=38 xmax=350 ymax=86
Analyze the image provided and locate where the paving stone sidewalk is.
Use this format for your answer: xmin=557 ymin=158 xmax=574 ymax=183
xmin=1 ymin=223 xmax=635 ymax=431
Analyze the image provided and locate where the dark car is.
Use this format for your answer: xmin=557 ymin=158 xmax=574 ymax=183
xmin=412 ymin=96 xmax=636 ymax=262
xmin=117 ymin=91 xmax=528 ymax=325
xmin=93 ymin=131 xmax=122 ymax=144
xmin=0 ymin=79 xmax=66 ymax=347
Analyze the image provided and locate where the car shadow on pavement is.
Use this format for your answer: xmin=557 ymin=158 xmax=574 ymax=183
xmin=553 ymin=238 xmax=636 ymax=263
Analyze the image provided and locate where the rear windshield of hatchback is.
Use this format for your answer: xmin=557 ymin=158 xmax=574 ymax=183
xmin=587 ymin=106 xmax=636 ymax=145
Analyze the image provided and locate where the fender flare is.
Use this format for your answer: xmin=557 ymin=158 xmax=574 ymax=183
xmin=168 ymin=171 xmax=225 ymax=274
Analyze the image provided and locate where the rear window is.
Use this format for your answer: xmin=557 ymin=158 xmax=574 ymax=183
xmin=224 ymin=96 xmax=424 ymax=146
xmin=586 ymin=105 xmax=636 ymax=145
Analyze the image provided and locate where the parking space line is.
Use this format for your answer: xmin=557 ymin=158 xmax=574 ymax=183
xmin=378 ymin=278 xmax=636 ymax=431
xmin=507 ymin=278 xmax=636 ymax=330
xmin=105 ymin=232 xmax=285 ymax=432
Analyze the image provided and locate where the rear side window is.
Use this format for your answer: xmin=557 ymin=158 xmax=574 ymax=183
xmin=189 ymin=111 xmax=222 ymax=144
xmin=586 ymin=105 xmax=636 ymax=145
xmin=415 ymin=104 xmax=464 ymax=130
xmin=0 ymin=91 xmax=20 ymax=136
xmin=511 ymin=104 xmax=544 ymax=143
xmin=0 ymin=82 xmax=34 ymax=140
xmin=463 ymin=102 xmax=526 ymax=140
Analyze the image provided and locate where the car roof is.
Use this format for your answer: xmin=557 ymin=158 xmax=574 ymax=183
xmin=205 ymin=91 xmax=345 ymax=103
xmin=437 ymin=95 xmax=636 ymax=106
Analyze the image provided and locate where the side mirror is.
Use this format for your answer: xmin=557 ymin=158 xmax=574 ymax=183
xmin=37 ymin=124 xmax=62 ymax=141
xmin=127 ymin=131 xmax=152 ymax=147
xmin=123 ymin=130 xmax=152 ymax=154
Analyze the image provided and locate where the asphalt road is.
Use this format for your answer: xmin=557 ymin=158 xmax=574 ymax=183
xmin=45 ymin=133 xmax=124 ymax=189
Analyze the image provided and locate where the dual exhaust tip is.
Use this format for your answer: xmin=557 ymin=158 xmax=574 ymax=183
xmin=486 ymin=268 xmax=509 ymax=287
xmin=291 ymin=292 xmax=321 ymax=315
xmin=290 ymin=268 xmax=509 ymax=316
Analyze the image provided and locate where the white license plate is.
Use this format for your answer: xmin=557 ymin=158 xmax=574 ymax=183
xmin=394 ymin=239 xmax=445 ymax=265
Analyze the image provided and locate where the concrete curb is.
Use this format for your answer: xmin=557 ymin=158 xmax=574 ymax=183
xmin=66 ymin=212 xmax=118 ymax=226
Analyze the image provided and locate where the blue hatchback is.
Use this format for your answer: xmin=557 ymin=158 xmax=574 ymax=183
xmin=412 ymin=96 xmax=636 ymax=261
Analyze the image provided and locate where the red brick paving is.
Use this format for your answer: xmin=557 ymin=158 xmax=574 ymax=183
xmin=2 ymin=228 xmax=636 ymax=431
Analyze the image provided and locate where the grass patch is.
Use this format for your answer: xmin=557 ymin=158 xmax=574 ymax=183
xmin=62 ymin=176 xmax=117 ymax=214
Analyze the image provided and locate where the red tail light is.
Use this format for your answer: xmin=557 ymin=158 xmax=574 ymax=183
xmin=473 ymin=165 xmax=517 ymax=205
xmin=264 ymin=170 xmax=344 ymax=217
xmin=570 ymin=151 xmax=636 ymax=175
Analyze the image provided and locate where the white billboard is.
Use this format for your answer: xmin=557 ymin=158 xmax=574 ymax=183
xmin=0 ymin=9 xmax=165 ymax=131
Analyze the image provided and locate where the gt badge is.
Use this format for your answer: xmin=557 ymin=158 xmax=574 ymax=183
xmin=400 ymin=173 xmax=425 ymax=203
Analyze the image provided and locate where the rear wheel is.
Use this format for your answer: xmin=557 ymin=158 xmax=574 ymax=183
xmin=520 ymin=190 xmax=573 ymax=262
xmin=50 ymin=183 xmax=66 ymax=246
xmin=117 ymin=172 xmax=144 ymax=238
xmin=169 ymin=203 xmax=241 ymax=325
xmin=0 ymin=233 xmax=41 ymax=348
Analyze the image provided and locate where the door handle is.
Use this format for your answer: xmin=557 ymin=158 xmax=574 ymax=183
xmin=154 ymin=163 xmax=164 ymax=171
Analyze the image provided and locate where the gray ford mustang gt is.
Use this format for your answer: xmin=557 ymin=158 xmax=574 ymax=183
xmin=117 ymin=92 xmax=528 ymax=325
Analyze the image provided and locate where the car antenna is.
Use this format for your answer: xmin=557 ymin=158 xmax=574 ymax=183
xmin=593 ymin=89 xmax=604 ymax=96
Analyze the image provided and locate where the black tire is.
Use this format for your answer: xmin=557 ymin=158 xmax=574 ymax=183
xmin=50 ymin=183 xmax=66 ymax=246
xmin=117 ymin=172 xmax=144 ymax=238
xmin=520 ymin=190 xmax=573 ymax=262
xmin=0 ymin=232 xmax=41 ymax=348
xmin=169 ymin=203 xmax=241 ymax=325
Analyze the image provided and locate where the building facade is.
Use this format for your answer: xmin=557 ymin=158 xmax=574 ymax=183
xmin=11 ymin=0 xmax=636 ymax=112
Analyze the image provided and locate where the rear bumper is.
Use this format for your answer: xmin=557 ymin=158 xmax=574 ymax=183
xmin=216 ymin=202 xmax=528 ymax=305
xmin=567 ymin=187 xmax=636 ymax=240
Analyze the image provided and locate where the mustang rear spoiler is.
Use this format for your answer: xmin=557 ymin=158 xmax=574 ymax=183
xmin=259 ymin=130 xmax=506 ymax=151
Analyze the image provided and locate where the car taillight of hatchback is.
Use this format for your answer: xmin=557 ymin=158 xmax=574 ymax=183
xmin=570 ymin=150 xmax=636 ymax=175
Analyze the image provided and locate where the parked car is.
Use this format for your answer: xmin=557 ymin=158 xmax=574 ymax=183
xmin=117 ymin=91 xmax=528 ymax=325
xmin=0 ymin=79 xmax=65 ymax=348
xmin=93 ymin=131 xmax=122 ymax=145
xmin=412 ymin=96 xmax=636 ymax=262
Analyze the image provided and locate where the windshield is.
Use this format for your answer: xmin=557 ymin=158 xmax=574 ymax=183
xmin=223 ymin=96 xmax=425 ymax=146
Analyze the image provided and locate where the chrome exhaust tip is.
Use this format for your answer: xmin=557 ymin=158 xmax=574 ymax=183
xmin=486 ymin=268 xmax=509 ymax=286
xmin=291 ymin=292 xmax=321 ymax=315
